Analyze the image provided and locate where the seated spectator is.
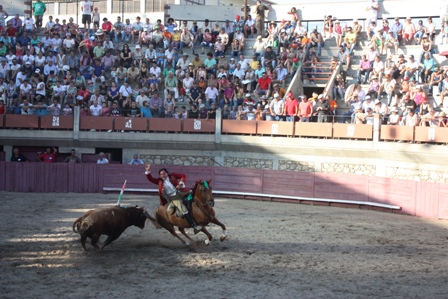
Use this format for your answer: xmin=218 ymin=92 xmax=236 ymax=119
xmin=254 ymin=72 xmax=271 ymax=101
xmin=403 ymin=108 xmax=419 ymax=127
xmin=97 ymin=152 xmax=109 ymax=164
xmin=262 ymin=46 xmax=276 ymax=69
xmin=403 ymin=17 xmax=416 ymax=45
xmin=140 ymin=100 xmax=153 ymax=118
xmin=419 ymin=35 xmax=433 ymax=64
xmin=421 ymin=53 xmax=435 ymax=84
xmin=187 ymin=104 xmax=199 ymax=119
xmin=428 ymin=68 xmax=443 ymax=96
xmin=342 ymin=27 xmax=357 ymax=56
xmin=307 ymin=29 xmax=324 ymax=57
xmin=391 ymin=17 xmax=403 ymax=45
xmin=404 ymin=55 xmax=419 ymax=82
xmin=357 ymin=55 xmax=371 ymax=85
xmin=384 ymin=29 xmax=399 ymax=55
xmin=244 ymin=15 xmax=256 ymax=38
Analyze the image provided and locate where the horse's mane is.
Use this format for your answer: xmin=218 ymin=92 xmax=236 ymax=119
xmin=192 ymin=179 xmax=203 ymax=194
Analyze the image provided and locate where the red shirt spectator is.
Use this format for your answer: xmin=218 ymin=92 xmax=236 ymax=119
xmin=284 ymin=96 xmax=299 ymax=116
xmin=102 ymin=20 xmax=113 ymax=33
xmin=6 ymin=27 xmax=17 ymax=38
xmin=38 ymin=147 xmax=58 ymax=163
xmin=257 ymin=76 xmax=271 ymax=90
xmin=299 ymin=98 xmax=313 ymax=117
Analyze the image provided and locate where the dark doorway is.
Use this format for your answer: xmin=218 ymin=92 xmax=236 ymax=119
xmin=303 ymin=87 xmax=325 ymax=98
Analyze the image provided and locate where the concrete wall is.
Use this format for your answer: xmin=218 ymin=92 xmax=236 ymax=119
xmin=167 ymin=1 xmax=444 ymax=24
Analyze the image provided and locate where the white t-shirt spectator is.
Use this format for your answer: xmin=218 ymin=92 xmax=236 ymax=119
xmin=150 ymin=66 xmax=161 ymax=77
xmin=63 ymin=38 xmax=76 ymax=49
xmin=22 ymin=54 xmax=35 ymax=64
xmin=20 ymin=103 xmax=34 ymax=115
xmin=81 ymin=1 xmax=93 ymax=15
xmin=97 ymin=157 xmax=109 ymax=164
xmin=183 ymin=77 xmax=194 ymax=90
xmin=53 ymin=84 xmax=66 ymax=96
xmin=204 ymin=87 xmax=219 ymax=100
xmin=90 ymin=104 xmax=102 ymax=116
xmin=44 ymin=63 xmax=58 ymax=76
xmin=145 ymin=48 xmax=157 ymax=60
xmin=0 ymin=63 xmax=9 ymax=78
xmin=20 ymin=83 xmax=32 ymax=94
xmin=119 ymin=84 xmax=133 ymax=97
xmin=36 ymin=82 xmax=46 ymax=96
xmin=48 ymin=103 xmax=61 ymax=116
xmin=165 ymin=49 xmax=175 ymax=60
xmin=24 ymin=18 xmax=35 ymax=30
xmin=233 ymin=67 xmax=245 ymax=80
xmin=15 ymin=72 xmax=27 ymax=87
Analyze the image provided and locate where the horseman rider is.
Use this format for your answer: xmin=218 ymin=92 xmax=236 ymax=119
xmin=144 ymin=163 xmax=203 ymax=233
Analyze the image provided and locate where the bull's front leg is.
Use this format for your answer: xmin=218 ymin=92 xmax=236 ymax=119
xmin=81 ymin=234 xmax=88 ymax=251
xmin=90 ymin=235 xmax=102 ymax=252
xmin=101 ymin=234 xmax=121 ymax=250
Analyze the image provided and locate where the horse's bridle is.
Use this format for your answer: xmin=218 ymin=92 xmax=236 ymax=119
xmin=192 ymin=181 xmax=214 ymax=221
xmin=196 ymin=181 xmax=214 ymax=208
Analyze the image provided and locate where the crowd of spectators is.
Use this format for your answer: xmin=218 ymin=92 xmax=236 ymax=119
xmin=332 ymin=14 xmax=447 ymax=128
xmin=0 ymin=1 xmax=446 ymax=128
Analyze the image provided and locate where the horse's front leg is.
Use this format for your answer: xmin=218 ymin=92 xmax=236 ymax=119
xmin=179 ymin=227 xmax=194 ymax=242
xmin=211 ymin=218 xmax=227 ymax=242
xmin=200 ymin=227 xmax=213 ymax=245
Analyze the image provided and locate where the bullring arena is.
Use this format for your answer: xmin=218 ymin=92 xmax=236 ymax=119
xmin=1 ymin=191 xmax=448 ymax=298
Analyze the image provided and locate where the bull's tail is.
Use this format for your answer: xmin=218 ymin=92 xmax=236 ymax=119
xmin=73 ymin=217 xmax=93 ymax=234
xmin=72 ymin=217 xmax=83 ymax=233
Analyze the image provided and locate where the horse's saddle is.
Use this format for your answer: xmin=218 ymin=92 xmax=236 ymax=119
xmin=167 ymin=193 xmax=194 ymax=218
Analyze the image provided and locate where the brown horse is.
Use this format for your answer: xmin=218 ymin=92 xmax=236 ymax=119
xmin=150 ymin=179 xmax=227 ymax=246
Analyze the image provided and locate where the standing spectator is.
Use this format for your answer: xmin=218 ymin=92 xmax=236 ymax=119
xmin=64 ymin=149 xmax=81 ymax=163
xmin=38 ymin=147 xmax=58 ymax=163
xmin=282 ymin=92 xmax=298 ymax=122
xmin=92 ymin=7 xmax=100 ymax=28
xmin=11 ymin=147 xmax=27 ymax=162
xmin=0 ymin=5 xmax=9 ymax=34
xmin=314 ymin=94 xmax=330 ymax=123
xmin=255 ymin=0 xmax=270 ymax=38
xmin=366 ymin=0 xmax=379 ymax=26
xmin=298 ymin=95 xmax=313 ymax=122
xmin=97 ymin=152 xmax=109 ymax=164
xmin=32 ymin=0 xmax=46 ymax=32
xmin=80 ymin=0 xmax=93 ymax=31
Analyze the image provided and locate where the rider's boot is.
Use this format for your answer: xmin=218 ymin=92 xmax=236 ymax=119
xmin=183 ymin=212 xmax=202 ymax=234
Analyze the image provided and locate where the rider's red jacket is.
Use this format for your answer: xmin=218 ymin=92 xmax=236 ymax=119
xmin=146 ymin=172 xmax=187 ymax=206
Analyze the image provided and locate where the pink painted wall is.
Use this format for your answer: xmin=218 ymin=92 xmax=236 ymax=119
xmin=0 ymin=162 xmax=447 ymax=220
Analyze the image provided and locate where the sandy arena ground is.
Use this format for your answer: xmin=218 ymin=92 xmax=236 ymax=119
xmin=1 ymin=192 xmax=448 ymax=298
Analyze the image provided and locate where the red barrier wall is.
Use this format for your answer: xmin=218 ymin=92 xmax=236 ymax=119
xmin=1 ymin=162 xmax=447 ymax=220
